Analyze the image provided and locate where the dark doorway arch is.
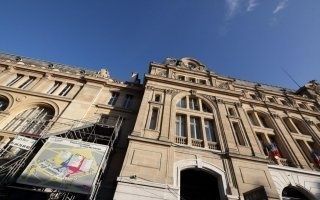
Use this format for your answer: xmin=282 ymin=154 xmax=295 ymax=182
xmin=282 ymin=186 xmax=311 ymax=200
xmin=180 ymin=168 xmax=221 ymax=200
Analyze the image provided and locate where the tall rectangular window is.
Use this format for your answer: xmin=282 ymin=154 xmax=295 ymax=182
xmin=59 ymin=83 xmax=73 ymax=96
xmin=283 ymin=118 xmax=297 ymax=133
xmin=232 ymin=122 xmax=246 ymax=146
xmin=108 ymin=92 xmax=119 ymax=106
xmin=18 ymin=76 xmax=36 ymax=89
xmin=204 ymin=119 xmax=216 ymax=142
xmin=189 ymin=97 xmax=199 ymax=110
xmin=7 ymin=74 xmax=23 ymax=86
xmin=47 ymin=81 xmax=62 ymax=94
xmin=258 ymin=115 xmax=269 ymax=128
xmin=149 ymin=108 xmax=158 ymax=130
xmin=123 ymin=94 xmax=133 ymax=108
xmin=248 ymin=112 xmax=259 ymax=126
xmin=190 ymin=117 xmax=201 ymax=139
xmin=176 ymin=115 xmax=186 ymax=137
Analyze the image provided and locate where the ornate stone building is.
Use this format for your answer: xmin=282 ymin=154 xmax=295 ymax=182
xmin=0 ymin=54 xmax=319 ymax=200
xmin=0 ymin=53 xmax=143 ymax=199
xmin=113 ymin=58 xmax=320 ymax=200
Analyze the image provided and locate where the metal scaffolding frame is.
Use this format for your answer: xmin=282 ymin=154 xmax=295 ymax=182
xmin=0 ymin=114 xmax=123 ymax=200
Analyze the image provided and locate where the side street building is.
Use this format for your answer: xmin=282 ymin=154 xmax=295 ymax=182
xmin=0 ymin=53 xmax=319 ymax=200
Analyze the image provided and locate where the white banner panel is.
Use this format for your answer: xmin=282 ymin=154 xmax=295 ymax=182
xmin=9 ymin=136 xmax=36 ymax=150
xmin=17 ymin=136 xmax=108 ymax=194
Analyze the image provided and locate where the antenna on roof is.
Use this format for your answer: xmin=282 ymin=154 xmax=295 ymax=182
xmin=281 ymin=67 xmax=301 ymax=88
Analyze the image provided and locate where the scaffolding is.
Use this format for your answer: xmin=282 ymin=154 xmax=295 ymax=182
xmin=0 ymin=114 xmax=123 ymax=200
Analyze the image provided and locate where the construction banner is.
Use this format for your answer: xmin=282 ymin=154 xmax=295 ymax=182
xmin=17 ymin=136 xmax=108 ymax=194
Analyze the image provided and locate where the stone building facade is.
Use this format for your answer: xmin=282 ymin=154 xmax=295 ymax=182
xmin=0 ymin=54 xmax=319 ymax=200
xmin=0 ymin=53 xmax=143 ymax=199
xmin=113 ymin=58 xmax=320 ymax=200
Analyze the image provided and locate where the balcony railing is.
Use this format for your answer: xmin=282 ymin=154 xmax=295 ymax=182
xmin=191 ymin=138 xmax=203 ymax=148
xmin=175 ymin=136 xmax=187 ymax=145
xmin=207 ymin=141 xmax=219 ymax=150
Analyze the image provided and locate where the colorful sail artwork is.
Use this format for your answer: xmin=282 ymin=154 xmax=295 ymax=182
xmin=17 ymin=136 xmax=108 ymax=194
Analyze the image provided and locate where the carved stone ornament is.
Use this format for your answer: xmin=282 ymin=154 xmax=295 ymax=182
xmin=146 ymin=85 xmax=155 ymax=91
xmin=218 ymin=82 xmax=230 ymax=90
xmin=306 ymin=119 xmax=315 ymax=125
xmin=156 ymin=70 xmax=167 ymax=77
xmin=216 ymin=98 xmax=224 ymax=104
xmin=271 ymin=113 xmax=280 ymax=119
xmin=190 ymin=90 xmax=197 ymax=96
xmin=165 ymin=58 xmax=177 ymax=66
xmin=201 ymin=94 xmax=216 ymax=104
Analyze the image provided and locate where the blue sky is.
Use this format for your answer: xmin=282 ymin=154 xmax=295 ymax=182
xmin=0 ymin=0 xmax=319 ymax=89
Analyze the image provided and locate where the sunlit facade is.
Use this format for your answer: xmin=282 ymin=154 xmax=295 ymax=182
xmin=0 ymin=54 xmax=320 ymax=200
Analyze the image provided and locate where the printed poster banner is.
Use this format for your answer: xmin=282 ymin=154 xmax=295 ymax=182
xmin=17 ymin=136 xmax=108 ymax=194
xmin=10 ymin=136 xmax=36 ymax=150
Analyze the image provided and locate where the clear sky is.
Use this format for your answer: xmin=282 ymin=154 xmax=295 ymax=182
xmin=0 ymin=0 xmax=319 ymax=89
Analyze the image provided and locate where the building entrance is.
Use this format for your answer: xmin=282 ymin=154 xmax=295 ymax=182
xmin=180 ymin=169 xmax=221 ymax=200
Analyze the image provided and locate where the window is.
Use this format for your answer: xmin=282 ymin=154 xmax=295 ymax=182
xmin=199 ymin=79 xmax=207 ymax=85
xmin=177 ymin=97 xmax=187 ymax=108
xmin=189 ymin=78 xmax=196 ymax=83
xmin=204 ymin=120 xmax=215 ymax=142
xmin=0 ymin=97 xmax=8 ymax=111
xmin=123 ymin=94 xmax=133 ymax=108
xmin=18 ymin=76 xmax=36 ymax=89
xmin=280 ymin=99 xmax=290 ymax=106
xmin=149 ymin=108 xmax=159 ymax=130
xmin=297 ymin=140 xmax=313 ymax=163
xmin=247 ymin=112 xmax=259 ymax=126
xmin=178 ymin=75 xmax=185 ymax=81
xmin=108 ymin=92 xmax=119 ymax=106
xmin=176 ymin=115 xmax=186 ymax=137
xmin=190 ymin=117 xmax=201 ymax=139
xmin=297 ymin=103 xmax=307 ymax=109
xmin=228 ymin=107 xmax=236 ymax=117
xmin=202 ymin=102 xmax=212 ymax=113
xmin=59 ymin=83 xmax=73 ymax=96
xmin=310 ymin=105 xmax=318 ymax=112
xmin=283 ymin=118 xmax=298 ymax=133
xmin=232 ymin=122 xmax=246 ymax=146
xmin=292 ymin=119 xmax=309 ymax=135
xmin=258 ymin=115 xmax=270 ymax=128
xmin=256 ymin=133 xmax=268 ymax=155
xmin=155 ymin=94 xmax=161 ymax=102
xmin=7 ymin=74 xmax=23 ymax=86
xmin=267 ymin=97 xmax=276 ymax=103
xmin=4 ymin=106 xmax=54 ymax=135
xmin=189 ymin=97 xmax=199 ymax=110
xmin=249 ymin=93 xmax=258 ymax=100
xmin=47 ymin=81 xmax=62 ymax=94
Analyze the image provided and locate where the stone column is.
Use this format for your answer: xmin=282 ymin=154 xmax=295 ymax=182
xmin=131 ymin=87 xmax=153 ymax=136
xmin=201 ymin=117 xmax=208 ymax=148
xmin=216 ymin=99 xmax=238 ymax=152
xmin=159 ymin=90 xmax=173 ymax=141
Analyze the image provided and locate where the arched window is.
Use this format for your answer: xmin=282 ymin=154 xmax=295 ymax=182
xmin=4 ymin=106 xmax=54 ymax=135
xmin=0 ymin=96 xmax=9 ymax=111
xmin=175 ymin=96 xmax=218 ymax=150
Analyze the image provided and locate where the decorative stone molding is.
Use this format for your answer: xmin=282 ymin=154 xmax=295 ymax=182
xmin=271 ymin=112 xmax=280 ymax=119
xmin=235 ymin=102 xmax=242 ymax=108
xmin=190 ymin=89 xmax=197 ymax=96
xmin=201 ymin=94 xmax=216 ymax=105
xmin=306 ymin=119 xmax=315 ymax=125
